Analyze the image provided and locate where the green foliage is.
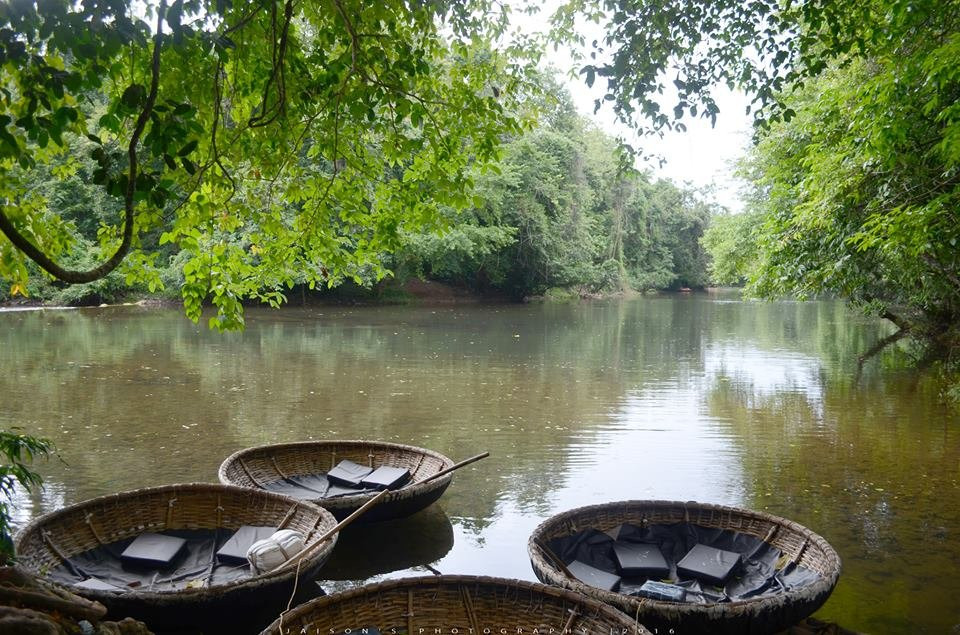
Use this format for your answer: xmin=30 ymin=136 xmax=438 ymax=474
xmin=701 ymin=211 xmax=763 ymax=286
xmin=699 ymin=2 xmax=960 ymax=405
xmin=0 ymin=429 xmax=53 ymax=564
xmin=396 ymin=82 xmax=716 ymax=298
xmin=594 ymin=0 xmax=960 ymax=388
xmin=0 ymin=2 xmax=723 ymax=316
xmin=623 ymin=179 xmax=713 ymax=290
xmin=0 ymin=129 xmax=168 ymax=305
xmin=0 ymin=0 xmax=533 ymax=328
xmin=556 ymin=0 xmax=952 ymax=134
xmin=740 ymin=40 xmax=960 ymax=335
xmin=398 ymin=224 xmax=517 ymax=283
xmin=541 ymin=286 xmax=581 ymax=302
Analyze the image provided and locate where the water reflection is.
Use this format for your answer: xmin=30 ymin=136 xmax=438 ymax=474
xmin=321 ymin=506 xmax=454 ymax=582
xmin=1 ymin=296 xmax=957 ymax=633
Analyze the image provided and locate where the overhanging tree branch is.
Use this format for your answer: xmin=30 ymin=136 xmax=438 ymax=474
xmin=0 ymin=1 xmax=166 ymax=285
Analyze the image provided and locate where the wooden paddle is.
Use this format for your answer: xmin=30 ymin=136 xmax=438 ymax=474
xmin=267 ymin=488 xmax=390 ymax=574
xmin=421 ymin=451 xmax=490 ymax=484
xmin=533 ymin=537 xmax=576 ymax=580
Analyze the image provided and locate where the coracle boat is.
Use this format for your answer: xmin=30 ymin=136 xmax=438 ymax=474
xmin=219 ymin=440 xmax=463 ymax=522
xmin=528 ymin=500 xmax=842 ymax=635
xmin=15 ymin=483 xmax=339 ymax=632
xmin=260 ymin=575 xmax=653 ymax=635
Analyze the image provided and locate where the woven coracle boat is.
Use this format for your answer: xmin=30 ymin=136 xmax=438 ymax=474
xmin=528 ymin=500 xmax=842 ymax=635
xmin=218 ymin=440 xmax=455 ymax=522
xmin=15 ymin=483 xmax=339 ymax=632
xmin=260 ymin=575 xmax=653 ymax=635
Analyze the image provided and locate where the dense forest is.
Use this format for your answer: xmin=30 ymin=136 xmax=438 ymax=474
xmin=0 ymin=74 xmax=715 ymax=306
xmin=393 ymin=77 xmax=714 ymax=299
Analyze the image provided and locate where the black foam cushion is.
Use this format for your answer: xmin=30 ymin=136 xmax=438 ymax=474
xmin=360 ymin=466 xmax=411 ymax=490
xmin=326 ymin=460 xmax=374 ymax=487
xmin=567 ymin=559 xmax=621 ymax=591
xmin=677 ymin=543 xmax=742 ymax=586
xmin=216 ymin=525 xmax=277 ymax=564
xmin=120 ymin=533 xmax=187 ymax=568
xmin=613 ymin=541 xmax=670 ymax=578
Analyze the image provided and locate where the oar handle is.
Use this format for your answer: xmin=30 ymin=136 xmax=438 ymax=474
xmin=268 ymin=489 xmax=390 ymax=574
xmin=421 ymin=451 xmax=490 ymax=484
xmin=533 ymin=537 xmax=575 ymax=580
xmin=316 ymin=488 xmax=390 ymax=542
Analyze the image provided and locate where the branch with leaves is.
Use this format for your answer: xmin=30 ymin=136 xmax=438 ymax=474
xmin=0 ymin=0 xmax=166 ymax=284
xmin=0 ymin=0 xmax=533 ymax=329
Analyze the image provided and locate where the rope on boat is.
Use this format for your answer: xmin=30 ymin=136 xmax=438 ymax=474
xmin=277 ymin=503 xmax=299 ymax=530
xmin=406 ymin=587 xmax=414 ymax=635
xmin=271 ymin=456 xmax=289 ymax=480
xmin=460 ymin=584 xmax=482 ymax=635
xmin=165 ymin=497 xmax=178 ymax=528
xmin=561 ymin=607 xmax=581 ymax=634
xmin=237 ymin=457 xmax=267 ymax=488
xmin=83 ymin=512 xmax=105 ymax=546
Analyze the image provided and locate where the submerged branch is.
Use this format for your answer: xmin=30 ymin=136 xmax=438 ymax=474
xmin=855 ymin=327 xmax=910 ymax=382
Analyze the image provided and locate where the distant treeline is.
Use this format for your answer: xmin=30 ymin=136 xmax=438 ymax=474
xmin=390 ymin=77 xmax=716 ymax=299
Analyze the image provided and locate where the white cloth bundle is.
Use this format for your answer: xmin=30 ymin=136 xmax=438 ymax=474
xmin=246 ymin=529 xmax=306 ymax=573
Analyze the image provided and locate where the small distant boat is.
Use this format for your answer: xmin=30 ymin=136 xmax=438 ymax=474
xmin=260 ymin=575 xmax=652 ymax=634
xmin=219 ymin=440 xmax=481 ymax=523
xmin=528 ymin=500 xmax=841 ymax=635
xmin=15 ymin=483 xmax=339 ymax=632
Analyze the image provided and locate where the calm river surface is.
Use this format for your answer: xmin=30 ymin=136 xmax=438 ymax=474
xmin=3 ymin=293 xmax=959 ymax=633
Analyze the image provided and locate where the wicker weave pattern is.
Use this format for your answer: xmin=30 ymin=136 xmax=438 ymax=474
xmin=14 ymin=483 xmax=339 ymax=628
xmin=218 ymin=440 xmax=455 ymax=521
xmin=262 ymin=575 xmax=653 ymax=635
xmin=528 ymin=500 xmax=842 ymax=635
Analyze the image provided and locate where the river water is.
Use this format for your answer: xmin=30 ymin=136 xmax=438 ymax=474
xmin=2 ymin=293 xmax=958 ymax=633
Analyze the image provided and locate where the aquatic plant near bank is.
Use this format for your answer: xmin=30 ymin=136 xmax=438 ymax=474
xmin=0 ymin=429 xmax=54 ymax=564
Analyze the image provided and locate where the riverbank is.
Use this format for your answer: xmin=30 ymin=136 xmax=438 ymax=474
xmin=0 ymin=567 xmax=151 ymax=634
xmin=0 ymin=278 xmax=689 ymax=312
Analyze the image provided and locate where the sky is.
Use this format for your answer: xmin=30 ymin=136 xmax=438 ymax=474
xmin=508 ymin=2 xmax=754 ymax=212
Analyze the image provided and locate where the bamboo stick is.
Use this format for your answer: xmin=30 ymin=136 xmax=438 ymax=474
xmin=533 ymin=537 xmax=575 ymax=580
xmin=267 ymin=489 xmax=390 ymax=574
xmin=420 ymin=452 xmax=490 ymax=484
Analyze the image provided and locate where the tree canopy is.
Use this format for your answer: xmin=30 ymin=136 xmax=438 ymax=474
xmin=559 ymin=0 xmax=954 ymax=133
xmin=0 ymin=0 xmax=532 ymax=328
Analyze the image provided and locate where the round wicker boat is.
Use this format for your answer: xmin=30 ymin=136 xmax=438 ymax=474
xmin=261 ymin=575 xmax=653 ymax=635
xmin=15 ymin=483 xmax=339 ymax=632
xmin=528 ymin=500 xmax=842 ymax=635
xmin=218 ymin=440 xmax=455 ymax=522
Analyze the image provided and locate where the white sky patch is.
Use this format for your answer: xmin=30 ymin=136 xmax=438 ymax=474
xmin=507 ymin=2 xmax=752 ymax=212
